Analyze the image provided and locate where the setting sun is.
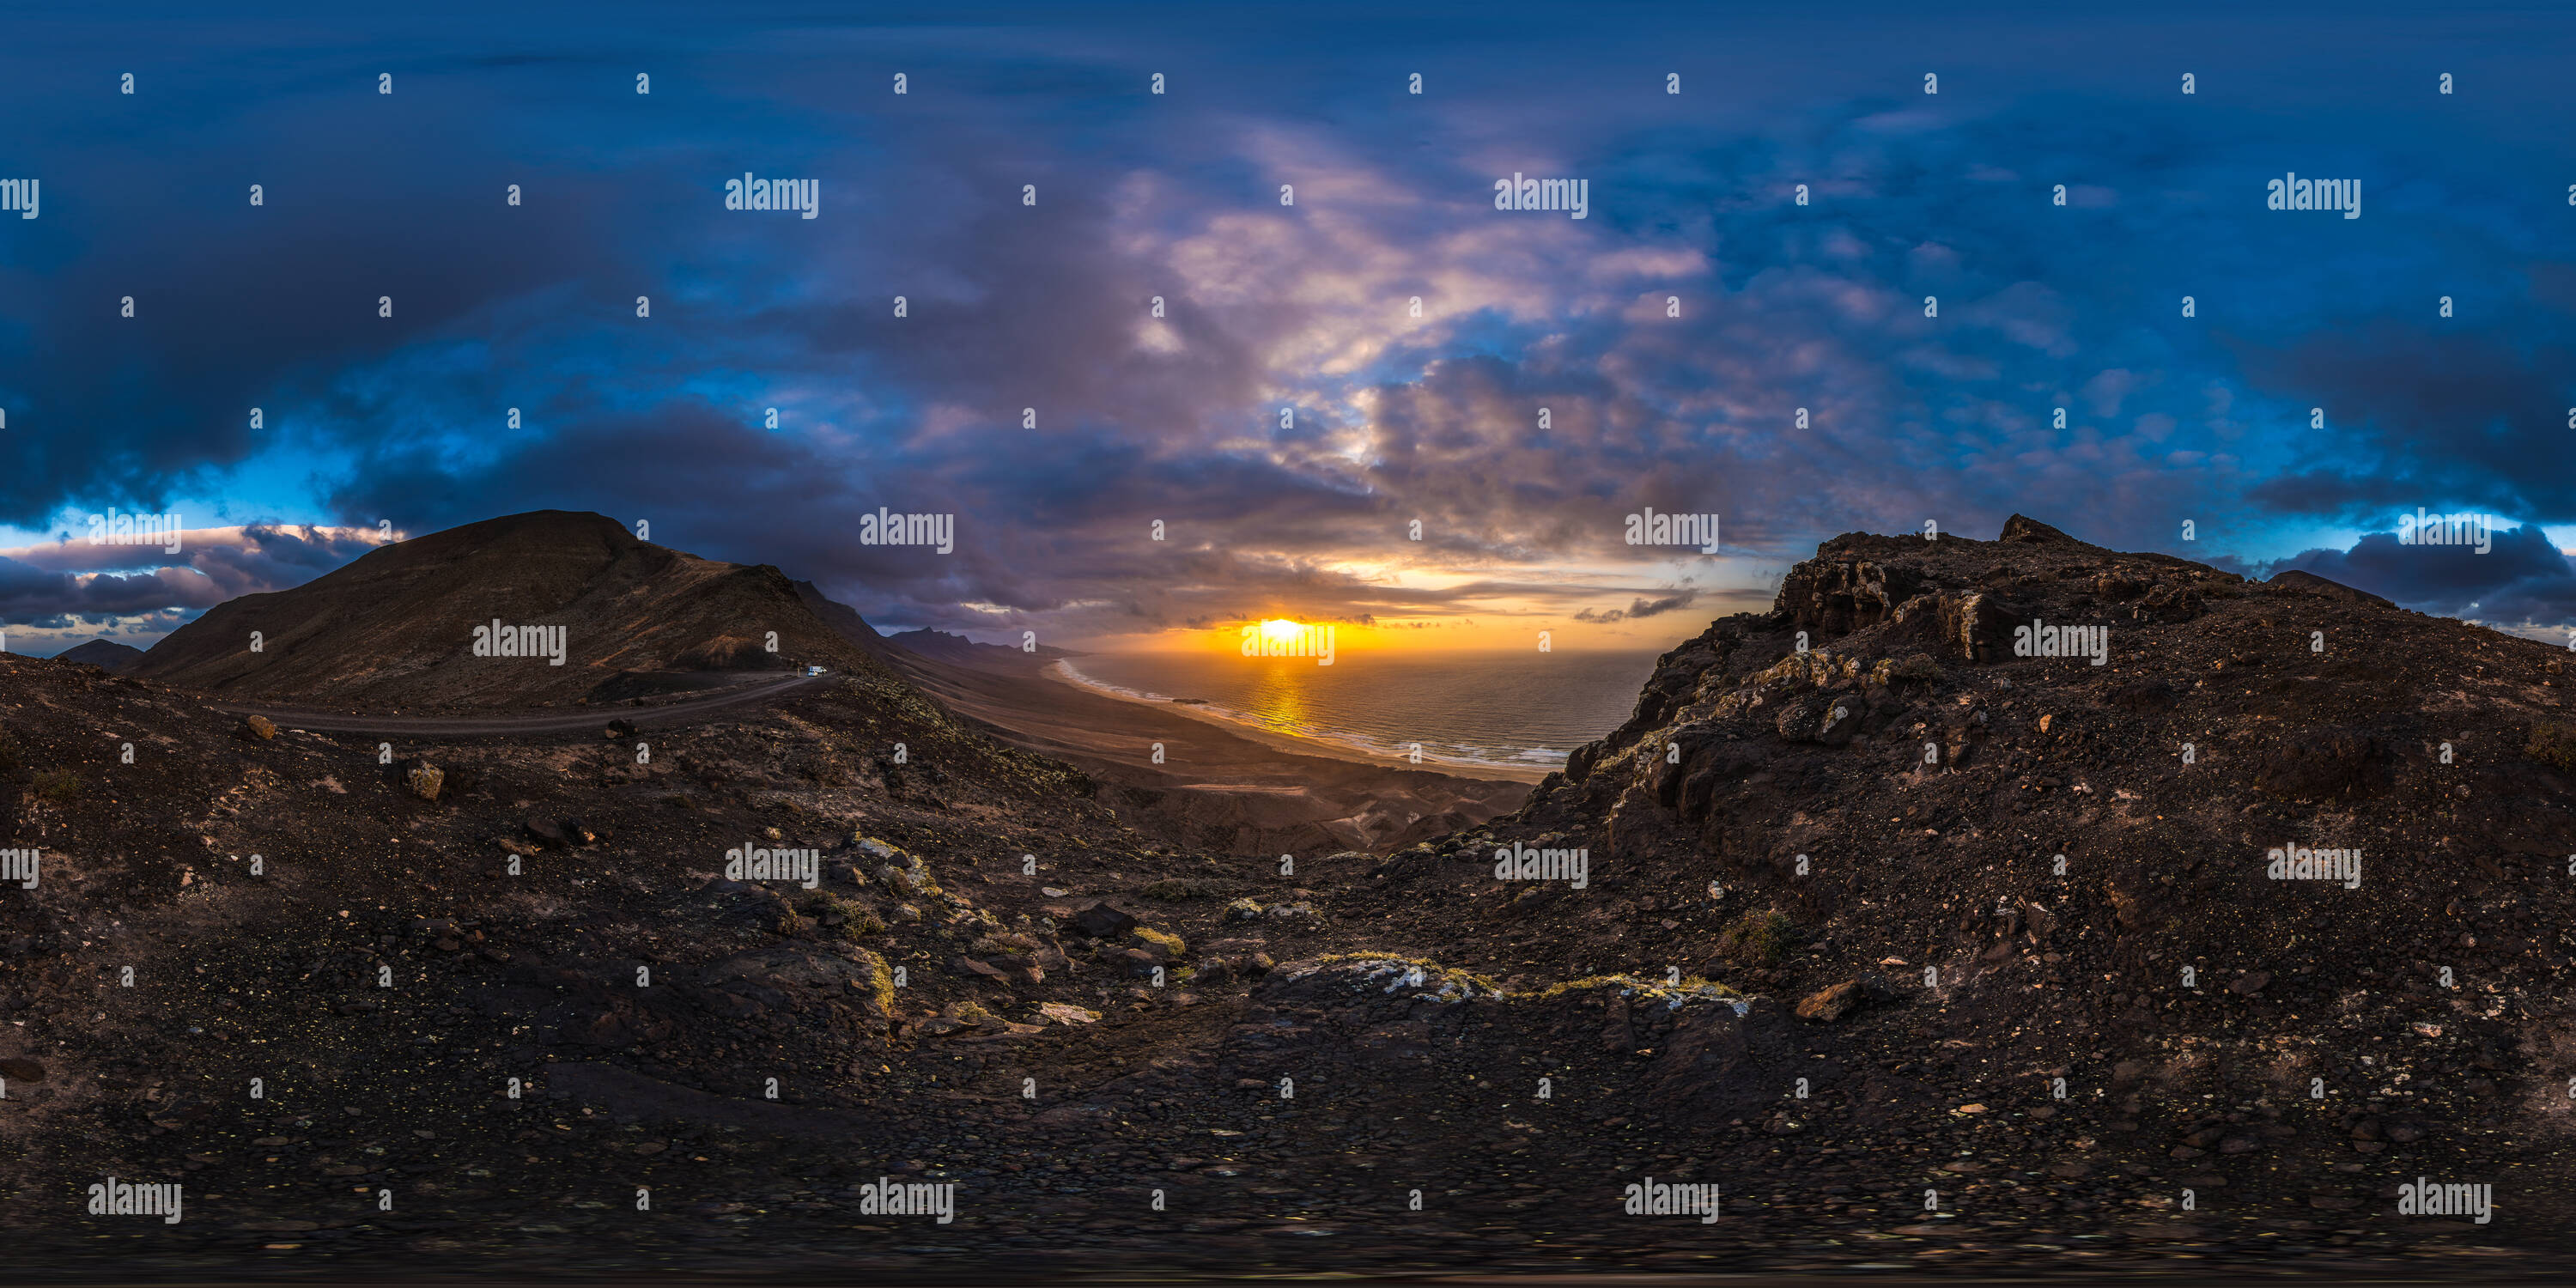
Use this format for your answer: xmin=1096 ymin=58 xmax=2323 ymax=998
xmin=1259 ymin=617 xmax=1303 ymax=641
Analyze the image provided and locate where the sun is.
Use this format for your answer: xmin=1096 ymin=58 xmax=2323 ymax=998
xmin=1259 ymin=617 xmax=1303 ymax=641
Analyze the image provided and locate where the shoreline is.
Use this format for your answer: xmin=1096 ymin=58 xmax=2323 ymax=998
xmin=1042 ymin=659 xmax=1559 ymax=786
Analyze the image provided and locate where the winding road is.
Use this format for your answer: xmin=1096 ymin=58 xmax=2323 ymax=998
xmin=204 ymin=672 xmax=834 ymax=738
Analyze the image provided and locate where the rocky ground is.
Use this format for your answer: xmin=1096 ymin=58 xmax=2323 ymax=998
xmin=5 ymin=515 xmax=2575 ymax=1279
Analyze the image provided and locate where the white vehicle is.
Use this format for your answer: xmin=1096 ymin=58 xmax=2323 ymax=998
xmin=804 ymin=665 xmax=828 ymax=677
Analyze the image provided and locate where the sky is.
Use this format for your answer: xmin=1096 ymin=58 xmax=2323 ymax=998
xmin=6 ymin=0 xmax=2576 ymax=657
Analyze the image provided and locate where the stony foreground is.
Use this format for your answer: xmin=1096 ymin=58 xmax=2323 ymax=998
xmin=5 ymin=517 xmax=2576 ymax=1278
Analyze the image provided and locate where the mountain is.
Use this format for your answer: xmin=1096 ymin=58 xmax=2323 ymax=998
xmin=54 ymin=638 xmax=145 ymax=672
xmin=129 ymin=510 xmax=894 ymax=708
xmin=886 ymin=627 xmax=1079 ymax=671
xmin=791 ymin=578 xmax=899 ymax=662
xmin=8 ymin=513 xmax=2573 ymax=1273
xmin=1357 ymin=514 xmax=2573 ymax=1217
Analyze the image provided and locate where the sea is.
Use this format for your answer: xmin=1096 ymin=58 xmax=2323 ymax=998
xmin=1055 ymin=647 xmax=1669 ymax=777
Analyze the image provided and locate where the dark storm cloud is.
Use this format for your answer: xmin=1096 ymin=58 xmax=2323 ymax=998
xmin=7 ymin=3 xmax=2576 ymax=644
xmin=0 ymin=92 xmax=632 ymax=527
xmin=0 ymin=559 xmax=217 ymax=619
xmin=1574 ymin=591 xmax=1698 ymax=624
xmin=0 ymin=524 xmax=385 ymax=623
xmin=2234 ymin=323 xmax=2576 ymax=523
xmin=2274 ymin=523 xmax=2576 ymax=624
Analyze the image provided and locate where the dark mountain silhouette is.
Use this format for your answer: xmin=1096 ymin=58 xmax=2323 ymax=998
xmin=130 ymin=510 xmax=894 ymax=708
xmin=3 ymin=513 xmax=2571 ymax=1275
xmin=1357 ymin=514 xmax=2573 ymax=1235
xmin=54 ymin=638 xmax=145 ymax=672
xmin=886 ymin=627 xmax=1079 ymax=671
xmin=790 ymin=578 xmax=899 ymax=662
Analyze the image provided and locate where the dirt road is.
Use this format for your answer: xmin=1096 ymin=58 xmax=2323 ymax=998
xmin=203 ymin=672 xmax=832 ymax=737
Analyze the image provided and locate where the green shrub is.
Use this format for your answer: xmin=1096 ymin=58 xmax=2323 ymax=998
xmin=799 ymin=892 xmax=885 ymax=938
xmin=1718 ymin=908 xmax=1794 ymax=966
xmin=31 ymin=768 xmax=79 ymax=803
xmin=2530 ymin=723 xmax=2576 ymax=771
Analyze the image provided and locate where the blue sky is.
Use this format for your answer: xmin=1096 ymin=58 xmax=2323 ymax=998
xmin=5 ymin=0 xmax=2576 ymax=653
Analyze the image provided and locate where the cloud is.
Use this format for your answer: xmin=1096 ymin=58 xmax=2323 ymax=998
xmin=8 ymin=9 xmax=2576 ymax=647
xmin=2271 ymin=521 xmax=2576 ymax=624
xmin=0 ymin=525 xmax=387 ymax=629
xmin=1574 ymin=591 xmax=1698 ymax=623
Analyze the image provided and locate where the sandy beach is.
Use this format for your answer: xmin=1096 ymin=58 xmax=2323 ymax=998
xmin=1041 ymin=659 xmax=1561 ymax=785
xmin=877 ymin=647 xmax=1534 ymax=855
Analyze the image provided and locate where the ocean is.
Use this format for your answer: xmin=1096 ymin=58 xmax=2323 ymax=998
xmin=1055 ymin=648 xmax=1668 ymax=777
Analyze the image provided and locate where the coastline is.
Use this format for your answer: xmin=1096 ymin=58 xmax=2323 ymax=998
xmin=870 ymin=644 xmax=1536 ymax=855
xmin=1042 ymin=658 xmax=1559 ymax=786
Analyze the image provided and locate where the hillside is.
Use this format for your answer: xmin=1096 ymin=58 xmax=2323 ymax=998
xmin=5 ymin=514 xmax=2572 ymax=1275
xmin=130 ymin=512 xmax=893 ymax=708
xmin=1352 ymin=513 xmax=2576 ymax=1248
xmin=886 ymin=628 xmax=1079 ymax=671
xmin=53 ymin=639 xmax=143 ymax=672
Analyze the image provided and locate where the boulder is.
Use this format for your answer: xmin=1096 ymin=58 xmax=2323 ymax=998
xmin=1773 ymin=696 xmax=1826 ymax=743
xmin=1795 ymin=980 xmax=1864 ymax=1023
xmin=404 ymin=762 xmax=445 ymax=802
xmin=2136 ymin=581 xmax=2206 ymax=623
xmin=1777 ymin=557 xmax=1921 ymax=635
xmin=1935 ymin=592 xmax=2017 ymax=663
xmin=1814 ymin=696 xmax=1862 ymax=748
xmin=1998 ymin=513 xmax=2076 ymax=544
xmin=1071 ymin=902 xmax=1138 ymax=939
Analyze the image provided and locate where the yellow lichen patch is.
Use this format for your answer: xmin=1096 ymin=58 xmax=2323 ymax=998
xmin=1303 ymin=954 xmax=1505 ymax=1000
xmin=1534 ymin=973 xmax=1743 ymax=1010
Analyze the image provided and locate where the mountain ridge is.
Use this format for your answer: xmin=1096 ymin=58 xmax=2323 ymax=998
xmin=131 ymin=510 xmax=897 ymax=708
